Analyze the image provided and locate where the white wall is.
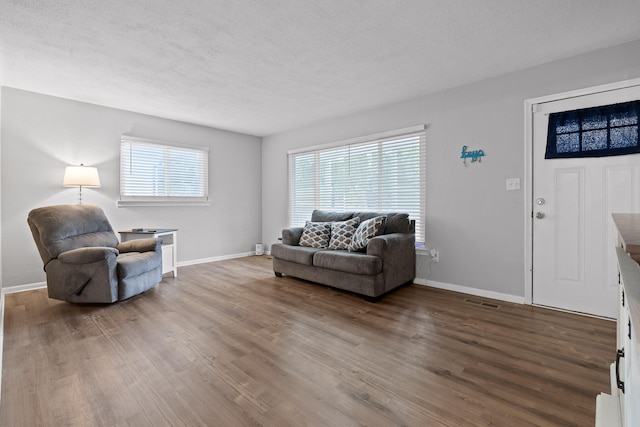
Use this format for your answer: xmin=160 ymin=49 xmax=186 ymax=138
xmin=1 ymin=88 xmax=262 ymax=288
xmin=262 ymin=39 xmax=640 ymax=300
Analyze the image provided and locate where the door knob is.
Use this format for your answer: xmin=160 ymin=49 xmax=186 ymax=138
xmin=536 ymin=198 xmax=545 ymax=205
xmin=536 ymin=212 xmax=545 ymax=219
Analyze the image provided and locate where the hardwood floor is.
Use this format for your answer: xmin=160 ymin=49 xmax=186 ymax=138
xmin=1 ymin=256 xmax=615 ymax=426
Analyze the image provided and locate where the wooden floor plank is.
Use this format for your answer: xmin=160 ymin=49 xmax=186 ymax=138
xmin=1 ymin=256 xmax=615 ymax=426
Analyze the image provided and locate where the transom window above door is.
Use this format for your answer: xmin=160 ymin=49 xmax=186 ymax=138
xmin=545 ymin=100 xmax=640 ymax=159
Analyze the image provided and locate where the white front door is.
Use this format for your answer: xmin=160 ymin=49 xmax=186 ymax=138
xmin=532 ymin=85 xmax=640 ymax=318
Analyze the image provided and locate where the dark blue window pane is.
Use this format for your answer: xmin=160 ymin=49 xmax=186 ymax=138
xmin=546 ymin=99 xmax=640 ymax=159
xmin=557 ymin=133 xmax=579 ymax=153
xmin=611 ymin=126 xmax=638 ymax=148
xmin=582 ymin=130 xmax=607 ymax=151
xmin=556 ymin=116 xmax=579 ymax=133
xmin=611 ymin=111 xmax=638 ymax=126
xmin=582 ymin=114 xmax=607 ymax=130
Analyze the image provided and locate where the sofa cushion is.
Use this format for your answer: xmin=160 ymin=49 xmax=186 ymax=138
xmin=311 ymin=210 xmax=353 ymax=222
xmin=299 ymin=221 xmax=331 ymax=248
xmin=352 ymin=212 xmax=410 ymax=234
xmin=271 ymin=243 xmax=322 ymax=266
xmin=350 ymin=212 xmax=379 ymax=222
xmin=328 ymin=217 xmax=360 ymax=250
xmin=351 ymin=215 xmax=387 ymax=251
xmin=381 ymin=213 xmax=410 ymax=234
xmin=313 ymin=250 xmax=382 ymax=275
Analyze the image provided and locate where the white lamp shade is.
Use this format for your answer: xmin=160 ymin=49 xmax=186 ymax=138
xmin=63 ymin=165 xmax=101 ymax=187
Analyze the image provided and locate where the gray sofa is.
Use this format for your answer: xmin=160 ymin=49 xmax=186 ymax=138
xmin=28 ymin=204 xmax=163 ymax=303
xmin=271 ymin=210 xmax=416 ymax=300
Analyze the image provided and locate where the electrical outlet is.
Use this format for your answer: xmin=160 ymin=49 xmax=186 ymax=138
xmin=430 ymin=248 xmax=439 ymax=262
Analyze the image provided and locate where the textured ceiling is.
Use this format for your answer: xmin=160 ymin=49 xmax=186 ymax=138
xmin=1 ymin=1 xmax=640 ymax=137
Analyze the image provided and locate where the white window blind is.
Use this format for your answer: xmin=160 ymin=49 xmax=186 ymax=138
xmin=288 ymin=128 xmax=426 ymax=243
xmin=119 ymin=135 xmax=209 ymax=207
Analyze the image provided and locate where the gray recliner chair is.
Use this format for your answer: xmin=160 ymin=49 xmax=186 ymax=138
xmin=28 ymin=204 xmax=163 ymax=303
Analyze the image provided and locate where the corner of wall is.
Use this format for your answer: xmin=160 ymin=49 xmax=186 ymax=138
xmin=0 ymin=84 xmax=3 ymax=290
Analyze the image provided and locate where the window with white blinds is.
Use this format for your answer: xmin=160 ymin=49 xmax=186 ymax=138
xmin=288 ymin=127 xmax=426 ymax=243
xmin=119 ymin=135 xmax=209 ymax=207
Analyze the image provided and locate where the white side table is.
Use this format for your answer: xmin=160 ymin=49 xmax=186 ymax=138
xmin=119 ymin=229 xmax=178 ymax=277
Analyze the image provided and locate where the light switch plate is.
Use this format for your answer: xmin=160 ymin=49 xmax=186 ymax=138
xmin=506 ymin=178 xmax=521 ymax=191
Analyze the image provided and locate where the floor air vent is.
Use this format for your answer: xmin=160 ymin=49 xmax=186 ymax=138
xmin=464 ymin=298 xmax=500 ymax=309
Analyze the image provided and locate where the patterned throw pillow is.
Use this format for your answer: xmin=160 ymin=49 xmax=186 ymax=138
xmin=350 ymin=215 xmax=387 ymax=251
xmin=299 ymin=221 xmax=331 ymax=248
xmin=328 ymin=217 xmax=360 ymax=250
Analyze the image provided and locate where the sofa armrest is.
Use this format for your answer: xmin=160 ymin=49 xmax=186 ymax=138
xmin=58 ymin=247 xmax=119 ymax=264
xmin=117 ymin=238 xmax=162 ymax=253
xmin=367 ymin=233 xmax=414 ymax=257
xmin=282 ymin=227 xmax=304 ymax=246
xmin=367 ymin=233 xmax=416 ymax=276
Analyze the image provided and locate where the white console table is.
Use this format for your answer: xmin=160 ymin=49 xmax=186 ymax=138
xmin=119 ymin=229 xmax=178 ymax=277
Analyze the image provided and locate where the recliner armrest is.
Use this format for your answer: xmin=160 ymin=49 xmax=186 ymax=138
xmin=117 ymin=238 xmax=162 ymax=253
xmin=282 ymin=227 xmax=304 ymax=246
xmin=58 ymin=247 xmax=119 ymax=264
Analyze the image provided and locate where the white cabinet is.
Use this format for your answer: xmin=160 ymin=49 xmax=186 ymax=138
xmin=596 ymin=245 xmax=640 ymax=426
xmin=597 ymin=215 xmax=640 ymax=426
xmin=616 ymin=248 xmax=640 ymax=427
xmin=119 ymin=229 xmax=178 ymax=277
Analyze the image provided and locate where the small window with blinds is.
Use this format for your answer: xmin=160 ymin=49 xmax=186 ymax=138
xmin=118 ymin=135 xmax=209 ymax=207
xmin=288 ymin=126 xmax=426 ymax=244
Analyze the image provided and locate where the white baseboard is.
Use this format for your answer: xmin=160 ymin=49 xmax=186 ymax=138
xmin=414 ymin=278 xmax=525 ymax=305
xmin=2 ymin=281 xmax=47 ymax=295
xmin=1 ymin=253 xmax=258 ymax=294
xmin=2 ymin=269 xmax=524 ymax=308
xmin=176 ymin=251 xmax=257 ymax=267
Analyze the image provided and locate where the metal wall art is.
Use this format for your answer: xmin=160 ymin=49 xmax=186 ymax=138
xmin=461 ymin=145 xmax=485 ymax=165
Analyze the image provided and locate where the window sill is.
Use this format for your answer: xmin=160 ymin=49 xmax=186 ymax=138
xmin=117 ymin=200 xmax=211 ymax=208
